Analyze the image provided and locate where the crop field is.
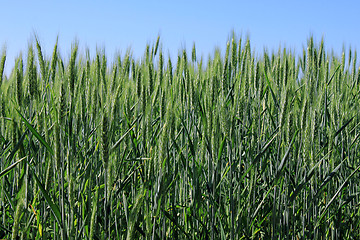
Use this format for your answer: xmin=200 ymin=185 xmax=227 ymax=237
xmin=0 ymin=35 xmax=360 ymax=239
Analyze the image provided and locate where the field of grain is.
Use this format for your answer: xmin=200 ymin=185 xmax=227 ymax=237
xmin=0 ymin=35 xmax=360 ymax=239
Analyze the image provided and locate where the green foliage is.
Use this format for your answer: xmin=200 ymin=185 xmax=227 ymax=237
xmin=0 ymin=35 xmax=360 ymax=239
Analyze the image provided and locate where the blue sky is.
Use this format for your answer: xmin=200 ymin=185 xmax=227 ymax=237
xmin=1 ymin=0 xmax=360 ymax=76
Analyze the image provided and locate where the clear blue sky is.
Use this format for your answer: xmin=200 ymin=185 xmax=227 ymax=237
xmin=1 ymin=0 xmax=360 ymax=76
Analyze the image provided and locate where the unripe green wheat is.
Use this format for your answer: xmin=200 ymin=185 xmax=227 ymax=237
xmin=300 ymin=98 xmax=308 ymax=131
xmin=28 ymin=46 xmax=38 ymax=100
xmin=148 ymin=62 xmax=153 ymax=95
xmin=231 ymin=37 xmax=237 ymax=75
xmin=158 ymin=51 xmax=163 ymax=86
xmin=222 ymin=44 xmax=229 ymax=98
xmin=12 ymin=120 xmax=18 ymax=153
xmin=167 ymin=57 xmax=173 ymax=85
xmin=16 ymin=69 xmax=23 ymax=107
xmin=279 ymin=86 xmax=288 ymax=128
xmin=237 ymin=38 xmax=242 ymax=71
xmin=283 ymin=56 xmax=288 ymax=86
xmin=158 ymin=121 xmax=168 ymax=169
xmin=35 ymin=36 xmax=46 ymax=82
xmin=352 ymin=50 xmax=357 ymax=82
xmin=49 ymin=37 xmax=58 ymax=82
xmin=59 ymin=80 xmax=67 ymax=126
xmin=318 ymin=38 xmax=324 ymax=69
xmin=101 ymin=53 xmax=107 ymax=88
xmin=341 ymin=51 xmax=345 ymax=73
xmin=131 ymin=59 xmax=136 ymax=81
xmin=154 ymin=35 xmax=160 ymax=57
xmin=69 ymin=43 xmax=78 ymax=98
xmin=91 ymin=81 xmax=98 ymax=124
xmin=160 ymin=90 xmax=166 ymax=120
xmin=286 ymin=110 xmax=294 ymax=144
xmin=192 ymin=42 xmax=196 ymax=63
xmin=96 ymin=53 xmax=101 ymax=87
xmin=1 ymin=97 xmax=5 ymax=119
xmin=0 ymin=51 xmax=6 ymax=89
xmin=110 ymin=65 xmax=117 ymax=94
xmin=220 ymin=101 xmax=229 ymax=135
xmin=102 ymin=113 xmax=109 ymax=169
xmin=136 ymin=67 xmax=142 ymax=99
xmin=254 ymin=61 xmax=260 ymax=93
xmin=1 ymin=34 xmax=360 ymax=239
xmin=145 ymin=44 xmax=150 ymax=64
xmin=275 ymin=54 xmax=281 ymax=87
xmin=141 ymin=80 xmax=147 ymax=115
xmin=11 ymin=199 xmax=24 ymax=240
xmin=175 ymin=55 xmax=181 ymax=77
xmin=182 ymin=49 xmax=187 ymax=70
xmin=54 ymin=122 xmax=61 ymax=171
xmin=89 ymin=186 xmax=99 ymax=240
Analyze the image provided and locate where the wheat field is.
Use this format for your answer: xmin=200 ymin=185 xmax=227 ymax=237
xmin=0 ymin=35 xmax=360 ymax=239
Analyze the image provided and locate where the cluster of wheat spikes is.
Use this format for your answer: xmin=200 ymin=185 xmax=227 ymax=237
xmin=1 ymin=34 xmax=360 ymax=239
